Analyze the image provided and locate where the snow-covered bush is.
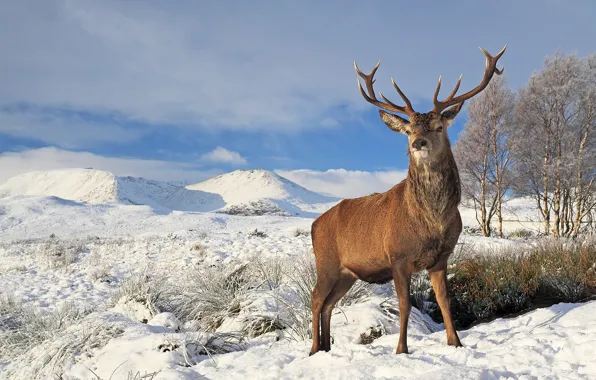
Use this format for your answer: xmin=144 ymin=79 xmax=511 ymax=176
xmin=160 ymin=264 xmax=257 ymax=332
xmin=0 ymin=297 xmax=94 ymax=361
xmin=39 ymin=236 xmax=86 ymax=269
xmin=508 ymin=228 xmax=535 ymax=239
xmin=2 ymin=312 xmax=125 ymax=380
xmin=248 ymin=228 xmax=268 ymax=238
xmin=293 ymin=228 xmax=310 ymax=237
xmin=410 ymin=272 xmax=435 ymax=315
xmin=110 ymin=271 xmax=164 ymax=322
xmin=279 ymin=253 xmax=317 ymax=340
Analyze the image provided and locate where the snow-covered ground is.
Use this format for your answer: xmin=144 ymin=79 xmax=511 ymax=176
xmin=1 ymin=168 xmax=590 ymax=379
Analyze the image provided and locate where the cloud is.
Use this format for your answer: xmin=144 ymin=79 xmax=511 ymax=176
xmin=0 ymin=106 xmax=144 ymax=148
xmin=276 ymin=169 xmax=408 ymax=198
xmin=0 ymin=0 xmax=588 ymax=142
xmin=0 ymin=147 xmax=221 ymax=184
xmin=201 ymin=147 xmax=247 ymax=165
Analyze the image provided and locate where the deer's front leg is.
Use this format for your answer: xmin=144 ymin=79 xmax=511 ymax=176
xmin=428 ymin=265 xmax=462 ymax=347
xmin=392 ymin=266 xmax=412 ymax=354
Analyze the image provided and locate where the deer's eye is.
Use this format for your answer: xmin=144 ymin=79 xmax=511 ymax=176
xmin=404 ymin=130 xmax=411 ymax=136
xmin=436 ymin=126 xmax=443 ymax=132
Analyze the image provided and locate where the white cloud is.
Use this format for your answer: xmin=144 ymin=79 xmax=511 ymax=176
xmin=0 ymin=0 xmax=561 ymax=142
xmin=276 ymin=169 xmax=408 ymax=198
xmin=201 ymin=147 xmax=247 ymax=165
xmin=0 ymin=147 xmax=221 ymax=184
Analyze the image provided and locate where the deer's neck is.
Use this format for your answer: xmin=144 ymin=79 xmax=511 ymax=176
xmin=405 ymin=150 xmax=461 ymax=221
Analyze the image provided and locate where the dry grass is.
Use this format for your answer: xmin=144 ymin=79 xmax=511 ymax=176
xmin=444 ymin=237 xmax=596 ymax=328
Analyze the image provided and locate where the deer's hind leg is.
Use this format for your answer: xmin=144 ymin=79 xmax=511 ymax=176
xmin=320 ymin=270 xmax=356 ymax=351
xmin=310 ymin=266 xmax=336 ymax=355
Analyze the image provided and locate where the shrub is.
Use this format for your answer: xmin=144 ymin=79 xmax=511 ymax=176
xmin=248 ymin=229 xmax=268 ymax=238
xmin=2 ymin=311 xmax=124 ymax=380
xmin=443 ymin=238 xmax=596 ymax=328
xmin=251 ymin=255 xmax=287 ymax=290
xmin=338 ymin=281 xmax=373 ymax=307
xmin=359 ymin=326 xmax=383 ymax=345
xmin=39 ymin=237 xmax=85 ymax=269
xmin=410 ymin=272 xmax=435 ymax=315
xmin=161 ymin=264 xmax=256 ymax=332
xmin=293 ymin=228 xmax=311 ymax=237
xmin=508 ymin=228 xmax=535 ymax=239
xmin=0 ymin=297 xmax=94 ymax=361
xmin=278 ymin=253 xmax=317 ymax=341
xmin=110 ymin=271 xmax=164 ymax=322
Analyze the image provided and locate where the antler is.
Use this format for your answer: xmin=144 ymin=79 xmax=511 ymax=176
xmin=354 ymin=61 xmax=416 ymax=117
xmin=432 ymin=45 xmax=507 ymax=113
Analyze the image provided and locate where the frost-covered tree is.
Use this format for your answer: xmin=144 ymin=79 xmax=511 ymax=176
xmin=454 ymin=76 xmax=515 ymax=237
xmin=512 ymin=53 xmax=596 ymax=237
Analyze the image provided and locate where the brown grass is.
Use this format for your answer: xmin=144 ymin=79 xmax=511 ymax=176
xmin=441 ymin=237 xmax=596 ymax=328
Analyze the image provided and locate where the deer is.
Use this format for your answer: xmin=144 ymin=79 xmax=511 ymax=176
xmin=309 ymin=46 xmax=506 ymax=355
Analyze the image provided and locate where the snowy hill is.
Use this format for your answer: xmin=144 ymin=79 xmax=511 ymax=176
xmin=0 ymin=168 xmax=338 ymax=216
xmin=187 ymin=169 xmax=339 ymax=216
xmin=0 ymin=169 xmax=224 ymax=212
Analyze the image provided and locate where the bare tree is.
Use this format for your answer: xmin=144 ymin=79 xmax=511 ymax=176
xmin=513 ymin=53 xmax=596 ymax=237
xmin=454 ymin=76 xmax=515 ymax=237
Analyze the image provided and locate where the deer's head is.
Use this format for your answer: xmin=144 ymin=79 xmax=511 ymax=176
xmin=355 ymin=46 xmax=506 ymax=165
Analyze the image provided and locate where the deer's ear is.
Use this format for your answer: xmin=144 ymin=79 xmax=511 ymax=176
xmin=440 ymin=102 xmax=464 ymax=127
xmin=379 ymin=110 xmax=410 ymax=134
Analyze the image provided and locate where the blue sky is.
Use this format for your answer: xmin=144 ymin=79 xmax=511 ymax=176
xmin=1 ymin=1 xmax=595 ymax=196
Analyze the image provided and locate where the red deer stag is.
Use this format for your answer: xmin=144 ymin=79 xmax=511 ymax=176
xmin=310 ymin=46 xmax=506 ymax=355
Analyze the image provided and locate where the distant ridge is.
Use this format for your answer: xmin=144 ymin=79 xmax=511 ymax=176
xmin=0 ymin=168 xmax=338 ymax=216
xmin=0 ymin=169 xmax=223 ymax=212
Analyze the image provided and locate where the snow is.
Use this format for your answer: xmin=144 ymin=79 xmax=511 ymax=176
xmin=187 ymin=169 xmax=339 ymax=216
xmin=0 ymin=168 xmax=339 ymax=217
xmin=0 ymin=168 xmax=590 ymax=379
xmin=0 ymin=169 xmax=222 ymax=212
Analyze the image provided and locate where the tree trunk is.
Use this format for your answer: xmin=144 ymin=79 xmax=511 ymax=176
xmin=480 ymin=150 xmax=490 ymax=237
xmin=542 ymin=127 xmax=551 ymax=235
xmin=572 ymin=106 xmax=592 ymax=238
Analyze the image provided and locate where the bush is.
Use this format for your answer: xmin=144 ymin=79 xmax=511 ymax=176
xmin=0 ymin=296 xmax=94 ymax=361
xmin=110 ymin=271 xmax=164 ymax=322
xmin=248 ymin=229 xmax=268 ymax=238
xmin=410 ymin=272 xmax=435 ymax=315
xmin=443 ymin=238 xmax=596 ymax=328
xmin=39 ymin=237 xmax=86 ymax=269
xmin=277 ymin=253 xmax=317 ymax=341
xmin=1 ymin=311 xmax=124 ymax=380
xmin=161 ymin=264 xmax=256 ymax=332
xmin=508 ymin=228 xmax=535 ymax=239
xmin=293 ymin=228 xmax=311 ymax=237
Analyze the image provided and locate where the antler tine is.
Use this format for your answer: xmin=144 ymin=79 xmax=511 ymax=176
xmin=354 ymin=61 xmax=415 ymax=116
xmin=391 ymin=77 xmax=414 ymax=112
xmin=432 ymin=45 xmax=507 ymax=113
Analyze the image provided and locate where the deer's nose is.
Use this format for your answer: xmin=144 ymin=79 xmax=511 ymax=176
xmin=412 ymin=139 xmax=428 ymax=150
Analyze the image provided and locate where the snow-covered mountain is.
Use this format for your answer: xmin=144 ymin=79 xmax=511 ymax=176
xmin=187 ymin=169 xmax=339 ymax=216
xmin=0 ymin=168 xmax=338 ymax=216
xmin=0 ymin=169 xmax=224 ymax=212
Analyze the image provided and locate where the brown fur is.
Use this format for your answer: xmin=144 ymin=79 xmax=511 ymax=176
xmin=309 ymin=110 xmax=464 ymax=355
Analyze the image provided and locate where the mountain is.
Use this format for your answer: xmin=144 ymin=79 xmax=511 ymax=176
xmin=0 ymin=169 xmax=224 ymax=212
xmin=187 ymin=169 xmax=339 ymax=216
xmin=0 ymin=168 xmax=338 ymax=216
